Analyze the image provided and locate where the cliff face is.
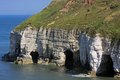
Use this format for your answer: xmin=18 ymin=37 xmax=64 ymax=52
xmin=9 ymin=27 xmax=79 ymax=65
xmin=6 ymin=27 xmax=120 ymax=77
xmin=79 ymin=33 xmax=120 ymax=76
xmin=37 ymin=27 xmax=79 ymax=57
xmin=10 ymin=31 xmax=21 ymax=56
xmin=111 ymin=40 xmax=120 ymax=73
xmin=79 ymin=33 xmax=115 ymax=76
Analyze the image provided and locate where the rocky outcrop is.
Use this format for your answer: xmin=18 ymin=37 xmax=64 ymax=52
xmin=7 ymin=27 xmax=79 ymax=66
xmin=10 ymin=31 xmax=21 ymax=56
xmin=111 ymin=40 xmax=120 ymax=74
xmin=37 ymin=27 xmax=79 ymax=58
xmin=37 ymin=27 xmax=80 ymax=66
xmin=3 ymin=26 xmax=120 ymax=77
xmin=19 ymin=27 xmax=38 ymax=64
xmin=79 ymin=33 xmax=105 ymax=72
xmin=79 ymin=33 xmax=120 ymax=76
xmin=2 ymin=31 xmax=21 ymax=62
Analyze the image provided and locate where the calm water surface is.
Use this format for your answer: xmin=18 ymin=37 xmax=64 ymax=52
xmin=0 ymin=15 xmax=116 ymax=80
xmin=0 ymin=61 xmax=116 ymax=80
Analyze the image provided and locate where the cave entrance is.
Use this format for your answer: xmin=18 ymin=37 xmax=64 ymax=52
xmin=64 ymin=49 xmax=74 ymax=69
xmin=96 ymin=55 xmax=115 ymax=77
xmin=30 ymin=51 xmax=39 ymax=64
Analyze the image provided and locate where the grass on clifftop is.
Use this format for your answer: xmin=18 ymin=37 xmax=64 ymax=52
xmin=15 ymin=0 xmax=120 ymax=39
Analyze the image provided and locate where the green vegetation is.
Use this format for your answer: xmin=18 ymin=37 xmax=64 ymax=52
xmin=15 ymin=0 xmax=120 ymax=39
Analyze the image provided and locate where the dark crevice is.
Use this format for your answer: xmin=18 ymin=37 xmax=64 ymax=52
xmin=96 ymin=55 xmax=115 ymax=77
xmin=30 ymin=51 xmax=39 ymax=64
xmin=64 ymin=49 xmax=74 ymax=70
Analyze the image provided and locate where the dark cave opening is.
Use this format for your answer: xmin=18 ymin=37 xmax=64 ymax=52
xmin=64 ymin=49 xmax=74 ymax=70
xmin=30 ymin=51 xmax=39 ymax=64
xmin=96 ymin=55 xmax=115 ymax=77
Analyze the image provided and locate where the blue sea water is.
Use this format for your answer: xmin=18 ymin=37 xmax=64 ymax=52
xmin=0 ymin=15 xmax=116 ymax=80
xmin=0 ymin=15 xmax=29 ymax=56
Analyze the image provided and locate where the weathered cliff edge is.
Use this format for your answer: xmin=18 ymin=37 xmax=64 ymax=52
xmin=2 ymin=26 xmax=120 ymax=77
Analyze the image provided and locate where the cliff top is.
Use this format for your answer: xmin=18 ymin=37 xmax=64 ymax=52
xmin=15 ymin=0 xmax=120 ymax=39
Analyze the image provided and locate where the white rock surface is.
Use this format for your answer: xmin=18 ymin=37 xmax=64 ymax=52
xmin=20 ymin=27 xmax=38 ymax=59
xmin=89 ymin=34 xmax=103 ymax=71
xmin=79 ymin=33 xmax=111 ymax=72
xmin=79 ymin=33 xmax=120 ymax=74
xmin=110 ymin=40 xmax=120 ymax=73
xmin=9 ymin=27 xmax=120 ymax=75
xmin=36 ymin=28 xmax=79 ymax=65
xmin=9 ymin=27 xmax=79 ymax=65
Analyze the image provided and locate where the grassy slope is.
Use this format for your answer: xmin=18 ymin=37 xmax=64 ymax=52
xmin=15 ymin=0 xmax=120 ymax=39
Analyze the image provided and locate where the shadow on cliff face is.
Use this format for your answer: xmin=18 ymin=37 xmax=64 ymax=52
xmin=64 ymin=49 xmax=74 ymax=70
xmin=96 ymin=55 xmax=115 ymax=77
xmin=30 ymin=51 xmax=39 ymax=64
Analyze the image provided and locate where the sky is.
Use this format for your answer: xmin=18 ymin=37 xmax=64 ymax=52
xmin=0 ymin=0 xmax=52 ymax=15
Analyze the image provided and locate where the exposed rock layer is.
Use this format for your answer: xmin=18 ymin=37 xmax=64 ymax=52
xmin=79 ymin=33 xmax=120 ymax=76
xmin=7 ymin=27 xmax=80 ymax=66
xmin=3 ymin=27 xmax=120 ymax=77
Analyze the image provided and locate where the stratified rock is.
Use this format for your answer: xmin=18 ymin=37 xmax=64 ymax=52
xmin=9 ymin=31 xmax=21 ymax=56
xmin=79 ymin=33 xmax=103 ymax=72
xmin=3 ymin=26 xmax=120 ymax=77
xmin=79 ymin=33 xmax=120 ymax=77
xmin=7 ymin=27 xmax=79 ymax=66
xmin=111 ymin=40 xmax=120 ymax=73
xmin=20 ymin=27 xmax=38 ymax=59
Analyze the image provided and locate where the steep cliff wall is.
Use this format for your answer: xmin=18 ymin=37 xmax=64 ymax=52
xmin=111 ymin=40 xmax=120 ymax=74
xmin=37 ymin=27 xmax=79 ymax=58
xmin=79 ymin=33 xmax=120 ymax=76
xmin=79 ymin=33 xmax=108 ymax=71
xmin=9 ymin=31 xmax=21 ymax=56
xmin=79 ymin=33 xmax=114 ymax=76
xmin=9 ymin=27 xmax=80 ymax=65
xmin=4 ymin=27 xmax=120 ymax=77
xmin=2 ymin=31 xmax=21 ymax=62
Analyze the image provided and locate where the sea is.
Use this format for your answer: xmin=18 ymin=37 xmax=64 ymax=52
xmin=0 ymin=15 xmax=116 ymax=80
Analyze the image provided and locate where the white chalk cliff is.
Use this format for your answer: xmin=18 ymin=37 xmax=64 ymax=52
xmin=4 ymin=26 xmax=120 ymax=77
